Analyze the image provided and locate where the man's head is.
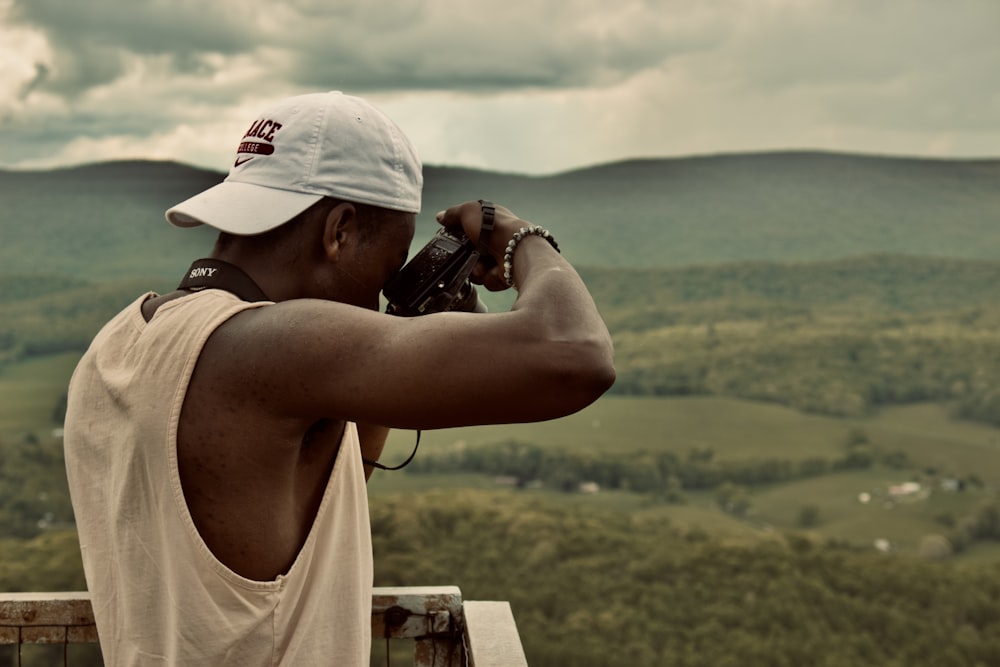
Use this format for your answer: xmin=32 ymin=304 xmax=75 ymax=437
xmin=166 ymin=91 xmax=422 ymax=234
xmin=165 ymin=91 xmax=422 ymax=307
xmin=212 ymin=195 xmax=415 ymax=309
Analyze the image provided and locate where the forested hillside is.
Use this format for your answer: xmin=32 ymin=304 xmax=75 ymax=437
xmin=583 ymin=255 xmax=1000 ymax=420
xmin=370 ymin=490 xmax=1000 ymax=667
xmin=5 ymin=153 xmax=1000 ymax=666
xmin=5 ymin=255 xmax=1000 ymax=422
xmin=5 ymin=438 xmax=1000 ymax=667
xmin=2 ymin=151 xmax=999 ymax=279
xmin=0 ymin=161 xmax=220 ymax=280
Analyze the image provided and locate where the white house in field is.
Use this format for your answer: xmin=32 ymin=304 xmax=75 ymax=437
xmin=888 ymin=482 xmax=921 ymax=498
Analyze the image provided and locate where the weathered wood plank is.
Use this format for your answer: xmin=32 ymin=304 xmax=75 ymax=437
xmin=463 ymin=601 xmax=528 ymax=667
xmin=0 ymin=592 xmax=98 ymax=644
xmin=371 ymin=586 xmax=464 ymax=639
xmin=0 ymin=588 xmax=529 ymax=665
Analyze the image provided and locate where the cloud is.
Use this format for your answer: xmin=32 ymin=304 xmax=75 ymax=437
xmin=13 ymin=62 xmax=47 ymax=99
xmin=276 ymin=1 xmax=722 ymax=92
xmin=0 ymin=0 xmax=721 ymax=170
xmin=0 ymin=0 xmax=997 ymax=173
xmin=716 ymin=0 xmax=1000 ymax=132
xmin=8 ymin=0 xmax=256 ymax=94
xmin=7 ymin=0 xmax=712 ymax=95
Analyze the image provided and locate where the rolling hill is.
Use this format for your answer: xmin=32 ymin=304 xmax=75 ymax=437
xmin=6 ymin=151 xmax=1000 ymax=667
xmin=2 ymin=151 xmax=999 ymax=282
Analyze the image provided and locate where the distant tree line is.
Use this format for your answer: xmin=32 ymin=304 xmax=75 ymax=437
xmin=937 ymin=497 xmax=1000 ymax=556
xmin=404 ymin=438 xmax=896 ymax=499
xmin=609 ymin=320 xmax=1000 ymax=422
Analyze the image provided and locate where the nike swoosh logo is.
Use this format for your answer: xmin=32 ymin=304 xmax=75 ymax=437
xmin=234 ymin=156 xmax=255 ymax=167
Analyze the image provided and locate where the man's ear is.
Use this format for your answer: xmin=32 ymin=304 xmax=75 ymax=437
xmin=321 ymin=202 xmax=357 ymax=262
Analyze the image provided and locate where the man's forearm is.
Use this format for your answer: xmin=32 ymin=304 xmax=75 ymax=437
xmin=510 ymin=236 xmax=615 ymax=365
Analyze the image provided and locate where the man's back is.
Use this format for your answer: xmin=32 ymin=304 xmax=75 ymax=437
xmin=65 ymin=290 xmax=373 ymax=666
xmin=167 ymin=293 xmax=349 ymax=581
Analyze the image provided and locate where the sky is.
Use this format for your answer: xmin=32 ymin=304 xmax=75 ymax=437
xmin=0 ymin=0 xmax=997 ymax=176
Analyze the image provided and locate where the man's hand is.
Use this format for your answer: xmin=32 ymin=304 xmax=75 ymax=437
xmin=436 ymin=201 xmax=528 ymax=292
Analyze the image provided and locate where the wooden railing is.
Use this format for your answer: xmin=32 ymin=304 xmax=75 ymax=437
xmin=0 ymin=587 xmax=527 ymax=666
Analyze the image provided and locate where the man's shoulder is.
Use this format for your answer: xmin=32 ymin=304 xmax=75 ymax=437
xmin=87 ymin=292 xmax=157 ymax=345
xmin=145 ymin=289 xmax=268 ymax=327
xmin=194 ymin=297 xmax=390 ymax=414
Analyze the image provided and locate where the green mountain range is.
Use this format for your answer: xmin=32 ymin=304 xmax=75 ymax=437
xmin=6 ymin=152 xmax=1000 ymax=667
xmin=2 ymin=151 xmax=999 ymax=282
xmin=4 ymin=150 xmax=1000 ymax=422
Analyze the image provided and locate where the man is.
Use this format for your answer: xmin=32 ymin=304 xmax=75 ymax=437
xmin=64 ymin=91 xmax=615 ymax=665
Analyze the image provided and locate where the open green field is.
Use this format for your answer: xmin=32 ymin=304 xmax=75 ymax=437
xmin=370 ymin=393 xmax=1000 ymax=559
xmin=8 ymin=352 xmax=1000 ymax=560
xmin=857 ymin=403 xmax=1000 ymax=478
xmin=0 ymin=352 xmax=78 ymax=435
xmin=380 ymin=395 xmax=1000 ymax=483
xmin=380 ymin=395 xmax=858 ymax=460
xmin=10 ymin=352 xmax=1000 ymax=487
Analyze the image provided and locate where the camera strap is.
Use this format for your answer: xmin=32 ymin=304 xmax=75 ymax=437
xmin=363 ymin=431 xmax=421 ymax=471
xmin=178 ymin=258 xmax=271 ymax=302
xmin=477 ymin=199 xmax=495 ymax=258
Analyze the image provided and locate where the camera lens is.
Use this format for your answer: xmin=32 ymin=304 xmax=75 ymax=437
xmin=452 ymin=282 xmax=487 ymax=313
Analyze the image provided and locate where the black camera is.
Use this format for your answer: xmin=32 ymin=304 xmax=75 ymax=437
xmin=383 ymin=226 xmax=487 ymax=316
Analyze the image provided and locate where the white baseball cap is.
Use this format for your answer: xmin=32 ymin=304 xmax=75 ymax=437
xmin=165 ymin=91 xmax=422 ymax=235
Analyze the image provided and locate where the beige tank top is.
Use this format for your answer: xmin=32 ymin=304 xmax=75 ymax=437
xmin=64 ymin=290 xmax=373 ymax=666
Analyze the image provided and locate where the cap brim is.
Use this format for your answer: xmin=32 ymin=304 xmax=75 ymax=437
xmin=165 ymin=181 xmax=323 ymax=235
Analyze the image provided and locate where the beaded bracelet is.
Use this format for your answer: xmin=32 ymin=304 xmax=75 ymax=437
xmin=503 ymin=225 xmax=561 ymax=287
